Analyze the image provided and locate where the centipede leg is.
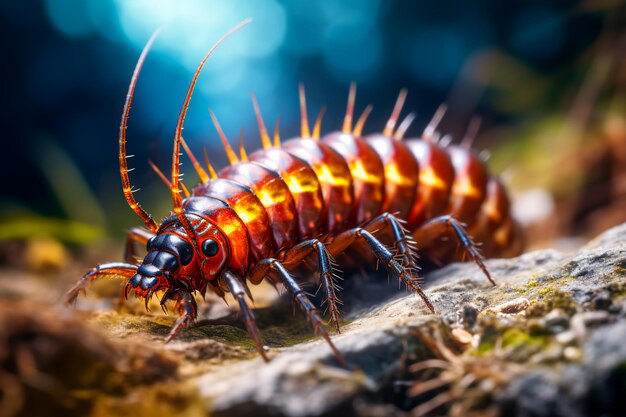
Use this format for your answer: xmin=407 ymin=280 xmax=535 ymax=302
xmin=64 ymin=262 xmax=138 ymax=305
xmin=123 ymin=227 xmax=155 ymax=264
xmin=326 ymin=214 xmax=435 ymax=313
xmin=222 ymin=271 xmax=268 ymax=361
xmin=413 ymin=215 xmax=495 ymax=285
xmin=363 ymin=213 xmax=419 ymax=273
xmin=281 ymin=239 xmax=342 ymax=333
xmin=165 ymin=288 xmax=198 ymax=343
xmin=249 ymin=259 xmax=348 ymax=368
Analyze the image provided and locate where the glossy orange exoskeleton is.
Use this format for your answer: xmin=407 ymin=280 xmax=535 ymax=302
xmin=66 ymin=20 xmax=522 ymax=366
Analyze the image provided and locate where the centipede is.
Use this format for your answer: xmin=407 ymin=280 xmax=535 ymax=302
xmin=65 ymin=20 xmax=523 ymax=366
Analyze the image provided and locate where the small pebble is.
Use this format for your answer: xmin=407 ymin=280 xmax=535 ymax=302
xmin=456 ymin=304 xmax=479 ymax=330
xmin=569 ymin=311 xmax=611 ymax=339
xmin=484 ymin=297 xmax=530 ymax=315
xmin=542 ymin=309 xmax=570 ymax=334
xmin=451 ymin=327 xmax=473 ymax=345
xmin=578 ymin=311 xmax=610 ymax=327
xmin=555 ymin=330 xmax=576 ymax=345
xmin=563 ymin=346 xmax=581 ymax=361
xmin=527 ymin=318 xmax=545 ymax=335
xmin=530 ymin=345 xmax=563 ymax=364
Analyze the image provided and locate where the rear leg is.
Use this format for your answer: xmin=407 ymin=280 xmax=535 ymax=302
xmin=412 ymin=215 xmax=494 ymax=285
xmin=326 ymin=213 xmax=435 ymax=313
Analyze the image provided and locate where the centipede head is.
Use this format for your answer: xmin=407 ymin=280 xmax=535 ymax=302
xmin=125 ymin=213 xmax=231 ymax=302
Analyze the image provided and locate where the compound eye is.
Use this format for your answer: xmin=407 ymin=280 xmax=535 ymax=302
xmin=202 ymin=239 xmax=219 ymax=257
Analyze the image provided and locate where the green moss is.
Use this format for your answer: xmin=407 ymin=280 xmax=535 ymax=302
xmin=261 ymin=323 xmax=318 ymax=347
xmin=502 ymin=328 xmax=548 ymax=348
xmin=510 ymin=286 xmax=527 ymax=294
xmin=476 ymin=339 xmax=496 ymax=354
xmin=538 ymin=287 xmax=554 ymax=296
xmin=541 ymin=289 xmax=577 ymax=315
xmin=473 ymin=315 xmax=506 ymax=355
xmin=195 ymin=325 xmax=256 ymax=348
xmin=526 ymin=300 xmax=546 ymax=318
xmin=532 ymin=285 xmax=577 ymax=314
xmin=526 ymin=280 xmax=540 ymax=288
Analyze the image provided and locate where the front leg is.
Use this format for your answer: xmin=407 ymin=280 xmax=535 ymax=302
xmin=65 ymin=262 xmax=138 ymax=304
xmin=222 ymin=271 xmax=268 ymax=361
xmin=164 ymin=288 xmax=198 ymax=343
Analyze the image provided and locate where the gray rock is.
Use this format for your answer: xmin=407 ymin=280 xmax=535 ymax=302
xmin=184 ymin=224 xmax=625 ymax=417
xmin=498 ymin=320 xmax=626 ymax=417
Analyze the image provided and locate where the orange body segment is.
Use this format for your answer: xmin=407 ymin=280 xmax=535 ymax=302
xmin=249 ymin=148 xmax=325 ymax=239
xmin=322 ymin=132 xmax=385 ymax=225
xmin=469 ymin=178 xmax=512 ymax=256
xmin=404 ymin=140 xmax=455 ymax=228
xmin=366 ymin=134 xmax=419 ymax=219
xmin=194 ymin=178 xmax=273 ymax=262
xmin=283 ymin=137 xmax=354 ymax=233
xmin=446 ymin=146 xmax=488 ymax=225
xmin=219 ymin=162 xmax=299 ymax=251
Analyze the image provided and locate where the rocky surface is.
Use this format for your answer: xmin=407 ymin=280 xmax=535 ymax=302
xmin=0 ymin=223 xmax=624 ymax=417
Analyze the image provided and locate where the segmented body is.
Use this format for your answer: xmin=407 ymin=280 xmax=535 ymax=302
xmin=66 ymin=21 xmax=523 ymax=366
xmin=183 ymin=128 xmax=522 ymax=286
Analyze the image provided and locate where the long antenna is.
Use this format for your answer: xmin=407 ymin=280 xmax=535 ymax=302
xmin=171 ymin=19 xmax=252 ymax=238
xmin=119 ymin=30 xmax=161 ymax=233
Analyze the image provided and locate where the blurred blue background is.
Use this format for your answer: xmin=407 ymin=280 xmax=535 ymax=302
xmin=0 ymin=0 xmax=619 ymax=241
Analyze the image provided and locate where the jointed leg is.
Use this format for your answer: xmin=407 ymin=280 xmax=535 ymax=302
xmin=363 ymin=213 xmax=420 ymax=272
xmin=412 ymin=215 xmax=494 ymax=285
xmin=165 ymin=288 xmax=198 ymax=343
xmin=124 ymin=227 xmax=155 ymax=264
xmin=326 ymin=214 xmax=435 ymax=313
xmin=64 ymin=262 xmax=138 ymax=305
xmin=222 ymin=271 xmax=268 ymax=362
xmin=282 ymin=239 xmax=342 ymax=333
xmin=250 ymin=259 xmax=348 ymax=368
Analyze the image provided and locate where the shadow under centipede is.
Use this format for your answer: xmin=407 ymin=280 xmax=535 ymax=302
xmin=186 ymin=257 xmax=445 ymax=351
